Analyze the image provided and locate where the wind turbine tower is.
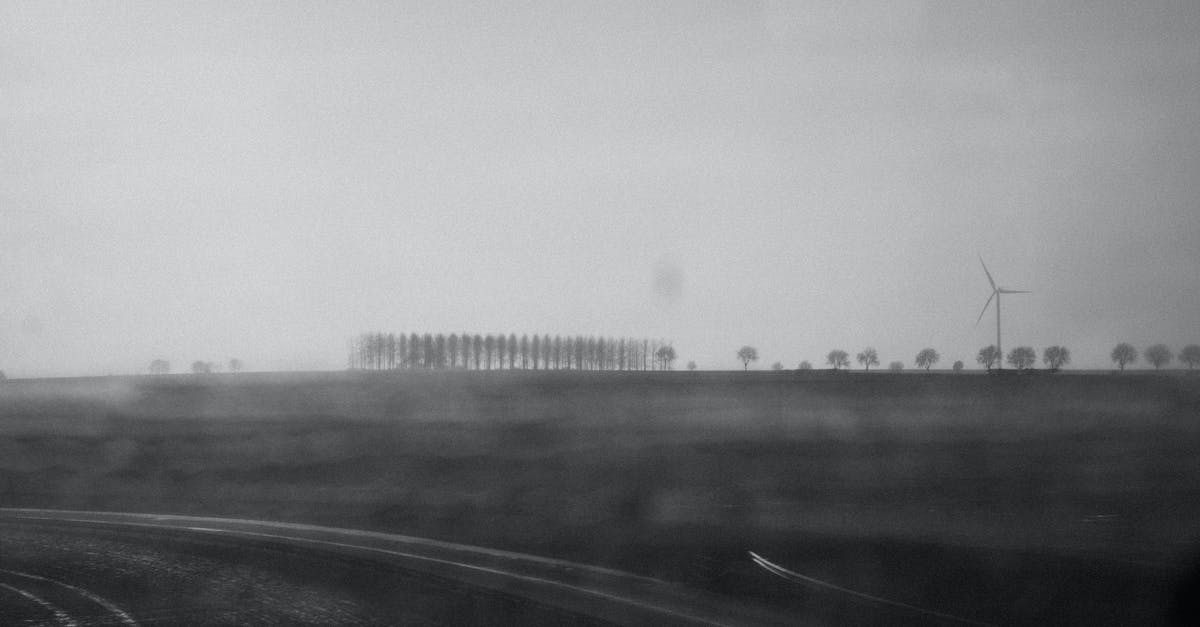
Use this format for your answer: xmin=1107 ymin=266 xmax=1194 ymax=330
xmin=976 ymin=257 xmax=1030 ymax=370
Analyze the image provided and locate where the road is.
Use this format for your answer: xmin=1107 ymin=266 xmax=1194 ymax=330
xmin=0 ymin=508 xmax=791 ymax=626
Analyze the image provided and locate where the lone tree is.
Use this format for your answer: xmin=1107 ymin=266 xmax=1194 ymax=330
xmin=1006 ymin=346 xmax=1036 ymax=371
xmin=686 ymin=361 xmax=697 ymax=371
xmin=1111 ymin=343 xmax=1138 ymax=372
xmin=1145 ymin=344 xmax=1173 ymax=370
xmin=888 ymin=361 xmax=904 ymax=372
xmin=1042 ymin=346 xmax=1070 ymax=371
xmin=228 ymin=358 xmax=243 ymax=373
xmin=915 ymin=348 xmax=940 ymax=371
xmin=797 ymin=360 xmax=813 ymax=370
xmin=976 ymin=345 xmax=999 ymax=372
xmin=952 ymin=360 xmax=964 ymax=372
xmin=1181 ymin=345 xmax=1200 ymax=370
xmin=771 ymin=362 xmax=784 ymax=371
xmin=737 ymin=346 xmax=758 ymax=370
xmin=826 ymin=350 xmax=850 ymax=370
xmin=191 ymin=361 xmax=213 ymax=374
xmin=856 ymin=347 xmax=879 ymax=371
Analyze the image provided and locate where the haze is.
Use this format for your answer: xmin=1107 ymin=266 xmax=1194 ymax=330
xmin=2 ymin=1 xmax=1198 ymax=377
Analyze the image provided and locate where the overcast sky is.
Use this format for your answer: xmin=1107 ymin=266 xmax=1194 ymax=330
xmin=2 ymin=1 xmax=1198 ymax=376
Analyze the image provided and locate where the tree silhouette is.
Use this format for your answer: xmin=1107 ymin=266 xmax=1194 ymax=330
xmin=228 ymin=358 xmax=243 ymax=373
xmin=473 ymin=334 xmax=483 ymax=370
xmin=448 ymin=334 xmax=459 ymax=369
xmin=1145 ymin=344 xmax=1173 ymax=370
xmin=191 ymin=361 xmax=212 ymax=374
xmin=520 ymin=335 xmax=529 ymax=369
xmin=855 ymin=347 xmax=879 ymax=371
xmin=1042 ymin=346 xmax=1070 ymax=371
xmin=687 ymin=361 xmax=697 ymax=371
xmin=484 ymin=335 xmax=495 ymax=370
xmin=1181 ymin=345 xmax=1200 ymax=370
xmin=771 ymin=362 xmax=784 ymax=371
xmin=410 ymin=333 xmax=421 ymax=369
xmin=952 ymin=360 xmax=964 ymax=372
xmin=1006 ymin=346 xmax=1036 ymax=371
xmin=737 ymin=346 xmax=758 ymax=370
xmin=915 ymin=348 xmax=940 ymax=371
xmin=888 ymin=361 xmax=903 ymax=372
xmin=976 ymin=345 xmax=999 ymax=372
xmin=798 ymin=360 xmax=813 ymax=370
xmin=655 ymin=344 xmax=677 ymax=370
xmin=1111 ymin=343 xmax=1137 ymax=372
xmin=826 ymin=350 xmax=850 ymax=371
xmin=149 ymin=359 xmax=170 ymax=375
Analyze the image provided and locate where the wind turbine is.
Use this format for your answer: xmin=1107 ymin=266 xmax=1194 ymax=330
xmin=976 ymin=257 xmax=1030 ymax=370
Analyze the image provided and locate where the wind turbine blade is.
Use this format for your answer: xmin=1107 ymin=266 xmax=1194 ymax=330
xmin=998 ymin=289 xmax=1030 ymax=294
xmin=979 ymin=256 xmax=996 ymax=290
xmin=975 ymin=292 xmax=995 ymax=326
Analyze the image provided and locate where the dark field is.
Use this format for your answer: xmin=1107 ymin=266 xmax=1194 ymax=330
xmin=3 ymin=371 xmax=1200 ymax=625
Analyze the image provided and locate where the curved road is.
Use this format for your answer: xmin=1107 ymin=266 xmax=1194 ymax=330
xmin=0 ymin=508 xmax=791 ymax=626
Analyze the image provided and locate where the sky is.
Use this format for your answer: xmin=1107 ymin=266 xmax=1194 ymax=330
xmin=2 ymin=1 xmax=1198 ymax=376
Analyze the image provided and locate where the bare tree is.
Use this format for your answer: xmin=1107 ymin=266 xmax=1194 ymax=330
xmin=530 ymin=335 xmax=540 ymax=369
xmin=1042 ymin=346 xmax=1070 ymax=371
xmin=1181 ymin=345 xmax=1200 ymax=370
xmin=228 ymin=358 xmax=243 ymax=373
xmin=507 ymin=333 xmax=518 ymax=369
xmin=1145 ymin=344 xmax=1173 ymax=370
xmin=915 ymin=348 xmax=940 ymax=371
xmin=976 ymin=345 xmax=999 ymax=372
xmin=655 ymin=344 xmax=677 ymax=370
xmin=473 ymin=334 xmax=483 ymax=370
xmin=1005 ymin=346 xmax=1036 ymax=371
xmin=448 ymin=334 xmax=459 ymax=369
xmin=1111 ymin=343 xmax=1137 ymax=372
xmin=952 ymin=360 xmax=964 ymax=371
xmin=410 ymin=333 xmax=422 ymax=369
xmin=737 ymin=346 xmax=758 ymax=370
xmin=855 ymin=347 xmax=879 ymax=371
xmin=826 ymin=349 xmax=850 ymax=370
xmin=484 ymin=335 xmax=495 ymax=370
xmin=520 ymin=334 xmax=529 ymax=369
xmin=798 ymin=360 xmax=813 ymax=370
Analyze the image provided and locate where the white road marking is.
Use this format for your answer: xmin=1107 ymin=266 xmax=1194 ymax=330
xmin=749 ymin=551 xmax=996 ymax=626
xmin=0 ymin=570 xmax=138 ymax=627
xmin=0 ymin=582 xmax=79 ymax=627
xmin=1 ymin=512 xmax=726 ymax=626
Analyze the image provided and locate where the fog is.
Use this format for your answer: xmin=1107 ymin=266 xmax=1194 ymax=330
xmin=2 ymin=1 xmax=1197 ymax=376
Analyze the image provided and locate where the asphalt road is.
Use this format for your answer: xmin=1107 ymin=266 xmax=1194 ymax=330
xmin=0 ymin=509 xmax=795 ymax=626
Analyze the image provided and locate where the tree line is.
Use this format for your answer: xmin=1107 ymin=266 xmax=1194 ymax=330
xmin=348 ymin=332 xmax=678 ymax=371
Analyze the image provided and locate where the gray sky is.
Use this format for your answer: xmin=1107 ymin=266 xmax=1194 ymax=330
xmin=2 ymin=1 xmax=1198 ymax=376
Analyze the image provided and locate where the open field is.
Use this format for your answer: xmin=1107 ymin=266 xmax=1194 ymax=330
xmin=2 ymin=371 xmax=1199 ymax=624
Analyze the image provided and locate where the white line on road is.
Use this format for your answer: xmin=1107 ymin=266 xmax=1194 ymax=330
xmin=749 ymin=551 xmax=996 ymax=626
xmin=2 ymin=514 xmax=727 ymax=626
xmin=0 ymin=570 xmax=138 ymax=627
xmin=0 ymin=582 xmax=79 ymax=627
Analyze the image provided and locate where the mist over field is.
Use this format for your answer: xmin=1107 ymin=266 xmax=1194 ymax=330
xmin=3 ymin=1 xmax=1200 ymax=625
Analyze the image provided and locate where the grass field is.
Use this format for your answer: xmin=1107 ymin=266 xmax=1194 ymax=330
xmin=2 ymin=371 xmax=1199 ymax=624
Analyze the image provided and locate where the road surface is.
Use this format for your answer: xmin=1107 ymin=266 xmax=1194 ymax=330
xmin=0 ymin=508 xmax=789 ymax=626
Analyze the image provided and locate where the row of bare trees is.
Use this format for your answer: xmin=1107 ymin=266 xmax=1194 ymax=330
xmin=1111 ymin=343 xmax=1200 ymax=371
xmin=348 ymin=333 xmax=677 ymax=371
